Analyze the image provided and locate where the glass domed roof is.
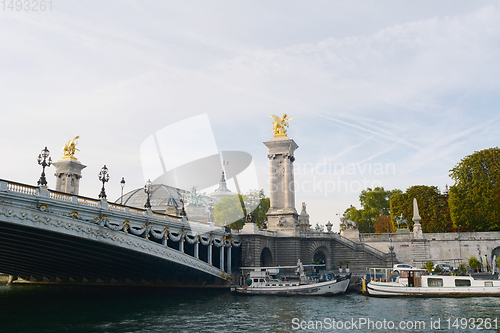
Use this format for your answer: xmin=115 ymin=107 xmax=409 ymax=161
xmin=116 ymin=184 xmax=186 ymax=211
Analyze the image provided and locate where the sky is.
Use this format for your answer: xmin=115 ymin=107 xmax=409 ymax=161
xmin=1 ymin=1 xmax=500 ymax=231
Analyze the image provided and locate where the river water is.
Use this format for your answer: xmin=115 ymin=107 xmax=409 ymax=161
xmin=1 ymin=285 xmax=500 ymax=333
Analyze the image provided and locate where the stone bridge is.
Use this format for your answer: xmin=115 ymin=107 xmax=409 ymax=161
xmin=0 ymin=179 xmax=240 ymax=287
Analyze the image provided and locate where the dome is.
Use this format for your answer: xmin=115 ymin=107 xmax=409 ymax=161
xmin=117 ymin=184 xmax=185 ymax=211
xmin=208 ymin=171 xmax=235 ymax=202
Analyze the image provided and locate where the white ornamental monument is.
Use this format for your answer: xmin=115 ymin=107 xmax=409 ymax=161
xmin=264 ymin=114 xmax=299 ymax=235
xmin=412 ymin=197 xmax=423 ymax=239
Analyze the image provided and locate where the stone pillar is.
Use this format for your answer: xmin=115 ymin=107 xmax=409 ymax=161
xmin=195 ymin=240 xmax=199 ymax=259
xmin=52 ymin=158 xmax=86 ymax=195
xmin=180 ymin=238 xmax=184 ymax=253
xmin=264 ymin=138 xmax=299 ymax=234
xmin=220 ymin=245 xmax=225 ymax=271
xmin=227 ymin=246 xmax=232 ymax=273
xmin=208 ymin=242 xmax=213 ymax=265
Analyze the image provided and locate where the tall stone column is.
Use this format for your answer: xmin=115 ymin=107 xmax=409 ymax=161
xmin=264 ymin=138 xmax=299 ymax=234
xmin=52 ymin=158 xmax=86 ymax=195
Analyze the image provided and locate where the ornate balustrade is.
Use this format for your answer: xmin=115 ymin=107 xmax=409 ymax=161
xmin=0 ymin=178 xmax=240 ymax=283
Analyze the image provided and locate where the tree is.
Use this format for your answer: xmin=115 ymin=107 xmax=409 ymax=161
xmin=343 ymin=187 xmax=402 ymax=233
xmin=374 ymin=215 xmax=393 ymax=233
xmin=390 ymin=185 xmax=452 ymax=233
xmin=448 ymin=147 xmax=500 ymax=231
xmin=425 ymin=261 xmax=434 ymax=273
xmin=213 ymin=190 xmax=269 ymax=229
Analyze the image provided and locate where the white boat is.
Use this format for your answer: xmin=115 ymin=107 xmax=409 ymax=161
xmin=365 ymin=267 xmax=500 ymax=297
xmin=233 ymin=261 xmax=351 ymax=296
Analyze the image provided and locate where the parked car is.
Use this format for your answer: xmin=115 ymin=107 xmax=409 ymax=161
xmin=435 ymin=264 xmax=454 ymax=272
xmin=393 ymin=264 xmax=416 ymax=273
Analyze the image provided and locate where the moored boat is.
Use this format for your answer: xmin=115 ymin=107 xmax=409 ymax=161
xmin=364 ymin=267 xmax=500 ymax=297
xmin=233 ymin=260 xmax=351 ymax=296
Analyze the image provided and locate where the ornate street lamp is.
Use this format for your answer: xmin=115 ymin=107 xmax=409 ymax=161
xmin=120 ymin=177 xmax=126 ymax=205
xmin=37 ymin=147 xmax=52 ymax=186
xmin=144 ymin=179 xmax=152 ymax=209
xmin=389 ymin=235 xmax=395 ymax=269
xmin=98 ymin=165 xmax=110 ymax=199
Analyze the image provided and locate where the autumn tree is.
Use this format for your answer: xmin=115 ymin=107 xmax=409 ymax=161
xmin=374 ymin=215 xmax=393 ymax=233
xmin=343 ymin=187 xmax=402 ymax=233
xmin=448 ymin=147 xmax=500 ymax=231
xmin=390 ymin=185 xmax=452 ymax=233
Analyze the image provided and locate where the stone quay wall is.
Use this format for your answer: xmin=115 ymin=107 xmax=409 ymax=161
xmin=361 ymin=231 xmax=500 ymax=268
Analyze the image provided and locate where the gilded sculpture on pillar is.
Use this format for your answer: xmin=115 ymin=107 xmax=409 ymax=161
xmin=270 ymin=114 xmax=293 ymax=138
xmin=62 ymin=136 xmax=80 ymax=160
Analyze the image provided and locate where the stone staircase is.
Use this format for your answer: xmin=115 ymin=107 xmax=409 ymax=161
xmin=333 ymin=235 xmax=393 ymax=271
xmin=411 ymin=239 xmax=429 ymax=266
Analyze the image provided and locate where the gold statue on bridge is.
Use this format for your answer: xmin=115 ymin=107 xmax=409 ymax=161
xmin=270 ymin=114 xmax=293 ymax=138
xmin=62 ymin=136 xmax=80 ymax=160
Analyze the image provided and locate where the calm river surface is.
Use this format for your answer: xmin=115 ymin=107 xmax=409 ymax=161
xmin=1 ymin=285 xmax=500 ymax=333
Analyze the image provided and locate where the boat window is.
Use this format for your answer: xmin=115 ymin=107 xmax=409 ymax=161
xmin=455 ymin=279 xmax=471 ymax=287
xmin=259 ymin=279 xmax=265 ymax=282
xmin=253 ymin=279 xmax=258 ymax=283
xmin=485 ymin=281 xmax=493 ymax=287
xmin=428 ymin=278 xmax=443 ymax=287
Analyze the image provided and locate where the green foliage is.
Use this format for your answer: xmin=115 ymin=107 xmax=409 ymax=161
xmin=213 ymin=195 xmax=245 ymax=227
xmin=343 ymin=187 xmax=402 ymax=233
xmin=390 ymin=185 xmax=452 ymax=233
xmin=469 ymin=255 xmax=480 ymax=269
xmin=449 ymin=147 xmax=500 ymax=231
xmin=337 ymin=261 xmax=344 ymax=268
xmin=425 ymin=261 xmax=434 ymax=273
xmin=497 ymin=257 xmax=500 ymax=269
xmin=213 ymin=190 xmax=269 ymax=229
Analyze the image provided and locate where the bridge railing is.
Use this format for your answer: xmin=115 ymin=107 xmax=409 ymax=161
xmin=1 ymin=180 xmax=38 ymax=196
xmin=0 ymin=178 xmax=223 ymax=232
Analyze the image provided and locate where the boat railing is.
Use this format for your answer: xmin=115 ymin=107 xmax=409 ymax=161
xmin=366 ymin=267 xmax=396 ymax=282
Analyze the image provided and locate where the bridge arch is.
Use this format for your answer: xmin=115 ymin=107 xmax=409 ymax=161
xmin=308 ymin=241 xmax=331 ymax=270
xmin=492 ymin=246 xmax=500 ymax=263
xmin=260 ymin=247 xmax=273 ymax=267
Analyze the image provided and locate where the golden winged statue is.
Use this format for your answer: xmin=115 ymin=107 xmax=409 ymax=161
xmin=270 ymin=114 xmax=293 ymax=138
xmin=62 ymin=136 xmax=80 ymax=160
